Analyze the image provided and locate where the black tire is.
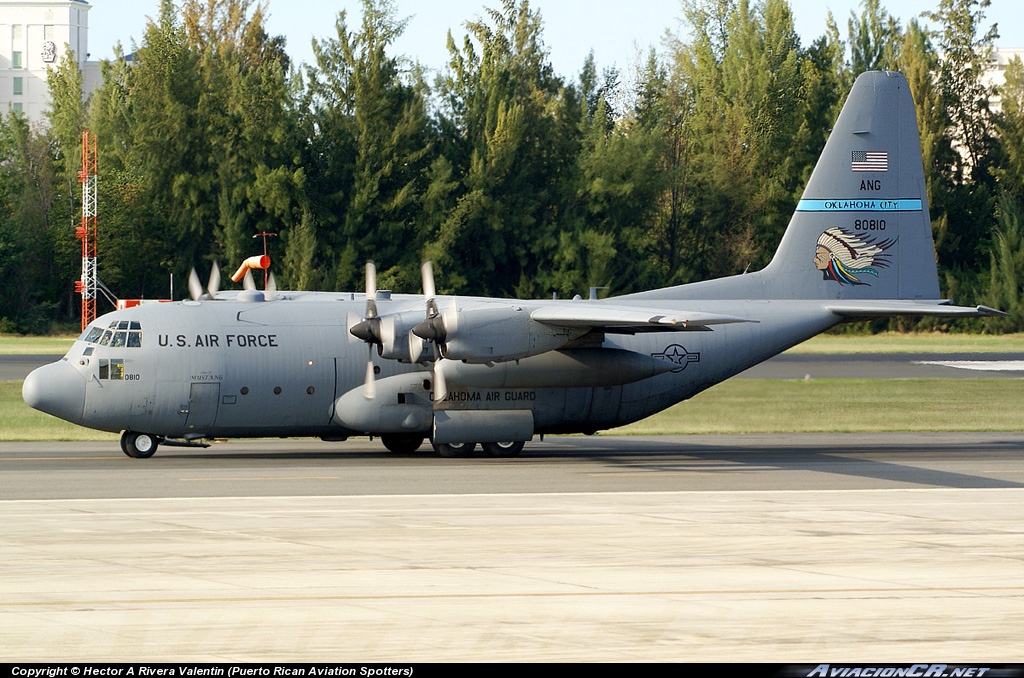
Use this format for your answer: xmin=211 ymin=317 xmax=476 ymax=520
xmin=122 ymin=431 xmax=158 ymax=459
xmin=432 ymin=441 xmax=476 ymax=458
xmin=481 ymin=441 xmax=525 ymax=457
xmin=381 ymin=434 xmax=425 ymax=454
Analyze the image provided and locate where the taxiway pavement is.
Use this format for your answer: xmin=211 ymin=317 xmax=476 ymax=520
xmin=3 ymin=434 xmax=1023 ymax=661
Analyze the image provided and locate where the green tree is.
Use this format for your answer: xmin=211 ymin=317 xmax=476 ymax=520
xmin=984 ymin=195 xmax=1024 ymax=331
xmin=302 ymin=0 xmax=432 ymax=292
xmin=993 ymin=56 xmax=1024 ymax=199
xmin=180 ymin=0 xmax=301 ymax=270
xmin=429 ymin=0 xmax=580 ymax=297
xmin=655 ymin=0 xmax=812 ymax=281
xmin=848 ymin=0 xmax=902 ymax=74
xmin=0 ymin=114 xmax=60 ymax=332
xmin=925 ymin=0 xmax=1000 ymax=301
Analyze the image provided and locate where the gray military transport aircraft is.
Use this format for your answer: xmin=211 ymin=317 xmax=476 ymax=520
xmin=23 ymin=71 xmax=1002 ymax=458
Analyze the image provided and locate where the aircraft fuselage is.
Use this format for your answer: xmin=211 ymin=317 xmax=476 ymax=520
xmin=29 ymin=292 xmax=839 ymax=444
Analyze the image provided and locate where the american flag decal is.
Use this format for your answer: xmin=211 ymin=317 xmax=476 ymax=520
xmin=852 ymin=150 xmax=888 ymax=172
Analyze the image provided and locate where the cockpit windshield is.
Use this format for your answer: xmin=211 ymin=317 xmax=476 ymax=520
xmin=80 ymin=320 xmax=142 ymax=348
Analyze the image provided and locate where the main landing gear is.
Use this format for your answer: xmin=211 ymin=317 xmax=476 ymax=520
xmin=120 ymin=431 xmax=160 ymax=459
xmin=380 ymin=433 xmax=425 ymax=454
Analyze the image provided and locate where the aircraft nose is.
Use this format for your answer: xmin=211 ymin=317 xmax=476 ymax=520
xmin=22 ymin=360 xmax=86 ymax=425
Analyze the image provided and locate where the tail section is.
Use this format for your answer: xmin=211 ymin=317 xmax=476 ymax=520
xmin=761 ymin=70 xmax=939 ymax=300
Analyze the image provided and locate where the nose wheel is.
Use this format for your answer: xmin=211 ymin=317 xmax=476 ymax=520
xmin=120 ymin=431 xmax=159 ymax=459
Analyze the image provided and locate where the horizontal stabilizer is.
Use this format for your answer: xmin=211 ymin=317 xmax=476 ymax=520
xmin=531 ymin=304 xmax=756 ymax=333
xmin=827 ymin=301 xmax=1007 ymax=318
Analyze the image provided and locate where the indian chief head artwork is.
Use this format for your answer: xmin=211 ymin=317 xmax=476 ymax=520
xmin=813 ymin=227 xmax=896 ymax=285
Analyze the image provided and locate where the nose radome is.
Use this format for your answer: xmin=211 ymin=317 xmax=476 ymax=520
xmin=22 ymin=360 xmax=86 ymax=425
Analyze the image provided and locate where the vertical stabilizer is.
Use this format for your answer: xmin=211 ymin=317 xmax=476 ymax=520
xmin=762 ymin=70 xmax=939 ymax=300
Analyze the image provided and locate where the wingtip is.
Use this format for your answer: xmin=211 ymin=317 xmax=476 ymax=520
xmin=976 ymin=305 xmax=1009 ymax=317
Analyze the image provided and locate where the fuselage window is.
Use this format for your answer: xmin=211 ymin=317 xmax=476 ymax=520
xmin=98 ymin=358 xmax=125 ymax=380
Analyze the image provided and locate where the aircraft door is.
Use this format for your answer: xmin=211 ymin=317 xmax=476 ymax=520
xmin=185 ymin=382 xmax=220 ymax=432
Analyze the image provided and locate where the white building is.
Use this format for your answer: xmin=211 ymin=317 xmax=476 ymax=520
xmin=987 ymin=47 xmax=1024 ymax=113
xmin=0 ymin=0 xmax=100 ymax=126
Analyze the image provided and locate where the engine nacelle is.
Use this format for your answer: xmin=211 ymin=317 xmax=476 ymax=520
xmin=334 ymin=372 xmax=433 ymax=433
xmin=379 ymin=312 xmax=427 ymax=362
xmin=442 ymin=304 xmax=582 ymax=363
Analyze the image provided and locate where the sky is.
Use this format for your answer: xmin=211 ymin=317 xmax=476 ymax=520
xmin=83 ymin=0 xmax=1021 ymax=80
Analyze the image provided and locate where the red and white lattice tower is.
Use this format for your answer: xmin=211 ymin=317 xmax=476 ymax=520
xmin=75 ymin=130 xmax=98 ymax=331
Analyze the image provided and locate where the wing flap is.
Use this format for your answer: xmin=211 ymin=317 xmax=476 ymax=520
xmin=530 ymin=304 xmax=756 ymax=333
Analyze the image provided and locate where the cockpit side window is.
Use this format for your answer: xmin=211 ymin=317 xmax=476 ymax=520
xmin=99 ymin=330 xmax=112 ymax=346
xmin=82 ymin=327 xmax=104 ymax=344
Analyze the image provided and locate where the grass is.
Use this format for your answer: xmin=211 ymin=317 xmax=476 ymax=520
xmin=0 ymin=382 xmax=119 ymax=442
xmin=618 ymin=378 xmax=1024 ymax=435
xmin=4 ymin=377 xmax=1022 ymax=441
xmin=0 ymin=334 xmax=77 ymax=355
xmin=789 ymin=332 xmax=1024 ymax=354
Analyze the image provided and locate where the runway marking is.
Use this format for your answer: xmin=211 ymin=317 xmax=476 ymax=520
xmin=915 ymin=360 xmax=1024 ymax=372
xmin=5 ymin=585 xmax=1024 ymax=608
xmin=178 ymin=476 xmax=341 ymax=482
xmin=0 ymin=457 xmax=120 ymax=461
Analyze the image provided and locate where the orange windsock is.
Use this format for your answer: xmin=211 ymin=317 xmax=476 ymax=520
xmin=231 ymin=254 xmax=271 ymax=282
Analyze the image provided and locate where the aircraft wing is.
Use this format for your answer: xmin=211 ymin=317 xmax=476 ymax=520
xmin=826 ymin=301 xmax=1006 ymax=318
xmin=530 ymin=304 xmax=756 ymax=333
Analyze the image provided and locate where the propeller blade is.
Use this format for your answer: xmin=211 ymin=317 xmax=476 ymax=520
xmin=421 ymin=261 xmax=436 ymax=308
xmin=243 ymin=270 xmax=257 ymax=291
xmin=265 ymin=272 xmax=278 ymax=301
xmin=188 ymin=268 xmax=203 ymax=301
xmin=364 ymin=345 xmax=376 ymax=400
xmin=433 ymin=358 xmax=447 ymax=401
xmin=442 ymin=299 xmax=459 ymax=334
xmin=408 ymin=330 xmax=423 ymax=363
xmin=208 ymin=261 xmax=221 ymax=298
xmin=365 ymin=261 xmax=378 ymax=319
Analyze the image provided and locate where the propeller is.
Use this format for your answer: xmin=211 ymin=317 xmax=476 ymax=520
xmin=187 ymin=261 xmax=222 ymax=300
xmin=412 ymin=261 xmax=456 ymax=401
xmin=348 ymin=262 xmax=381 ymax=400
xmin=188 ymin=269 xmax=203 ymax=301
xmin=265 ymin=272 xmax=278 ymax=301
xmin=242 ymin=269 xmax=257 ymax=291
